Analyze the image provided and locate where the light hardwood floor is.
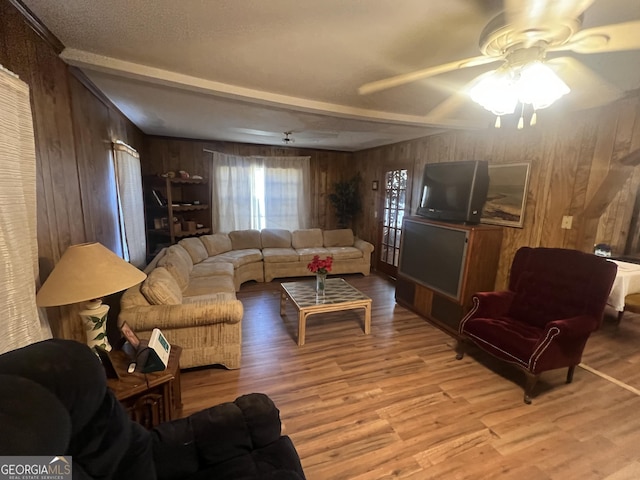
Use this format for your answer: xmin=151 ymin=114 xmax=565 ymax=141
xmin=180 ymin=273 xmax=640 ymax=480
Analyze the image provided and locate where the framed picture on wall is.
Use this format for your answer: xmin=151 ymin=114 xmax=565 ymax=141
xmin=481 ymin=163 xmax=531 ymax=228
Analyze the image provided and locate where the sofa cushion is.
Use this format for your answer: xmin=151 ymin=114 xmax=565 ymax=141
xmin=167 ymin=245 xmax=193 ymax=271
xmin=323 ymin=229 xmax=354 ymax=247
xmin=261 ymin=229 xmax=292 ymax=248
xmin=191 ymin=261 xmax=235 ymax=278
xmin=201 ymin=233 xmax=232 ymax=256
xmin=183 ymin=275 xmax=236 ymax=296
xmin=212 ymin=249 xmax=263 ymax=268
xmin=158 ymin=252 xmax=191 ymax=290
xmin=462 ymin=315 xmax=541 ymax=367
xmin=182 ymin=291 xmax=237 ymax=304
xmin=140 ymin=267 xmax=183 ymax=305
xmin=326 ymin=246 xmax=363 ymax=260
xmin=292 ymin=228 xmax=323 ymax=249
xmin=296 ymin=247 xmax=331 ymax=262
xmin=178 ymin=238 xmax=209 ymax=264
xmin=151 ymin=416 xmax=199 ymax=480
xmin=230 ymin=230 xmax=262 ymax=250
xmin=262 ymin=247 xmax=299 ymax=263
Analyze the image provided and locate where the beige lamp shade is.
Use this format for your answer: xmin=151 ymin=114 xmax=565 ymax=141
xmin=36 ymin=242 xmax=147 ymax=307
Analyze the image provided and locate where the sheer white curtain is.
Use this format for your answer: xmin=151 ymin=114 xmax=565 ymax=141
xmin=209 ymin=151 xmax=310 ymax=232
xmin=0 ymin=65 xmax=51 ymax=354
xmin=255 ymin=155 xmax=310 ymax=229
xmin=113 ymin=141 xmax=146 ymax=268
xmin=210 ymin=153 xmax=257 ymax=232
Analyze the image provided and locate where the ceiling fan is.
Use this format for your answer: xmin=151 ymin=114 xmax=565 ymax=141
xmin=358 ymin=0 xmax=640 ymax=126
xmin=232 ymin=128 xmax=338 ymax=143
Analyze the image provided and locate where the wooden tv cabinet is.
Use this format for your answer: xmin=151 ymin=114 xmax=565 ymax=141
xmin=395 ymin=217 xmax=503 ymax=338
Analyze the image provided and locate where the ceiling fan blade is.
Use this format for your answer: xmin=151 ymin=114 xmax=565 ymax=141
xmin=423 ymin=92 xmax=472 ymax=123
xmin=551 ymin=20 xmax=640 ymax=54
xmin=504 ymin=0 xmax=594 ymax=27
xmin=357 ymin=56 xmax=499 ymax=95
xmin=548 ymin=57 xmax=622 ymax=109
xmin=233 ymin=128 xmax=282 ymax=137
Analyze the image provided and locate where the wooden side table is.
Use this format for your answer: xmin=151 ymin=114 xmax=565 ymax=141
xmin=106 ymin=346 xmax=182 ymax=429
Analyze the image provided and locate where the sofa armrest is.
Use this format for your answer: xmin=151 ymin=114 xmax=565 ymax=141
xmin=460 ymin=291 xmax=515 ymax=335
xmin=545 ymin=314 xmax=600 ymax=338
xmin=354 ymin=237 xmax=374 ymax=255
xmin=529 ymin=314 xmax=601 ymax=373
xmin=468 ymin=291 xmax=515 ymax=318
xmin=233 ymin=393 xmax=283 ymax=448
xmin=119 ymin=300 xmax=243 ymax=331
xmin=151 ymin=393 xmax=288 ymax=480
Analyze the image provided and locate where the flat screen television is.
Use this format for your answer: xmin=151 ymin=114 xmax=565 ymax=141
xmin=416 ymin=160 xmax=489 ymax=224
xmin=398 ymin=218 xmax=468 ymax=300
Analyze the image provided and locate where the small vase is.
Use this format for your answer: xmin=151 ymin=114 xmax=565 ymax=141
xmin=316 ymin=272 xmax=327 ymax=296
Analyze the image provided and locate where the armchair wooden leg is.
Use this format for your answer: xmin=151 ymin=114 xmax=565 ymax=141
xmin=616 ymin=310 xmax=624 ymax=324
xmin=455 ymin=340 xmax=465 ymax=360
xmin=566 ymin=365 xmax=575 ymax=384
xmin=524 ymin=372 xmax=538 ymax=405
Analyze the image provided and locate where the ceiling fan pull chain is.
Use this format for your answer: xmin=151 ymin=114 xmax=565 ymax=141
xmin=530 ymin=110 xmax=537 ymax=126
xmin=517 ymin=103 xmax=525 ymax=130
xmin=494 ymin=116 xmax=501 ymax=128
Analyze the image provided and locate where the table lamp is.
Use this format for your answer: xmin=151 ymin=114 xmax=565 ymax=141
xmin=36 ymin=242 xmax=147 ymax=351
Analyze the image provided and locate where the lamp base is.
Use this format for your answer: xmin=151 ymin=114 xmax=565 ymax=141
xmin=79 ymin=303 xmax=112 ymax=351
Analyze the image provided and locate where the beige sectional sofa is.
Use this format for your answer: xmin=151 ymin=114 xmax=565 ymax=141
xmin=119 ymin=228 xmax=373 ymax=370
xmin=118 ymin=244 xmax=244 ymax=370
xmin=261 ymin=228 xmax=373 ymax=281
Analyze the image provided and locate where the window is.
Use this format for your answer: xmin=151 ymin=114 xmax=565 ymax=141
xmin=209 ymin=152 xmax=310 ymax=232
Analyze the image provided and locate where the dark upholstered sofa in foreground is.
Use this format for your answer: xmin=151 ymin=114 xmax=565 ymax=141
xmin=0 ymin=339 xmax=305 ymax=480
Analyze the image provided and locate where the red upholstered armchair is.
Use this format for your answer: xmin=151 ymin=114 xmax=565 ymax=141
xmin=456 ymin=247 xmax=617 ymax=404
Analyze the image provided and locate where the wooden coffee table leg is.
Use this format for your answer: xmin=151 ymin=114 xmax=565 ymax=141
xmin=364 ymin=301 xmax=372 ymax=334
xmin=280 ymin=290 xmax=287 ymax=315
xmin=298 ymin=311 xmax=306 ymax=346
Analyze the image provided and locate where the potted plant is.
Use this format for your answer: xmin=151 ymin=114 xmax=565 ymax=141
xmin=329 ymin=174 xmax=362 ymax=228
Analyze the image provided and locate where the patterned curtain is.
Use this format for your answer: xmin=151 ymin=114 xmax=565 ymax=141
xmin=0 ymin=65 xmax=51 ymax=354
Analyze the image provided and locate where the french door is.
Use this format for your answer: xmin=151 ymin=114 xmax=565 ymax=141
xmin=377 ymin=168 xmax=410 ymax=278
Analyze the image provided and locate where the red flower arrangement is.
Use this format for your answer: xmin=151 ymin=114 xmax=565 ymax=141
xmin=307 ymin=255 xmax=333 ymax=275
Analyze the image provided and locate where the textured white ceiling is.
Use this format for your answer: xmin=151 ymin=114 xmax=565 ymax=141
xmin=22 ymin=0 xmax=640 ymax=151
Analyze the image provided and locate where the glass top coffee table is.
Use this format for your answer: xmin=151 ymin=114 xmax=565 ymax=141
xmin=280 ymin=278 xmax=372 ymax=346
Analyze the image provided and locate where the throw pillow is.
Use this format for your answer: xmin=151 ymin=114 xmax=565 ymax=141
xmin=141 ymin=267 xmax=183 ymax=305
xmin=167 ymin=244 xmax=193 ymax=271
xmin=158 ymin=252 xmax=190 ymax=290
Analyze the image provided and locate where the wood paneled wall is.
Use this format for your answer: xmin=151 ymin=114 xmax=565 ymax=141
xmin=0 ymin=0 xmax=144 ymax=341
xmin=2 ymin=0 xmax=638 ymax=342
xmin=353 ymin=93 xmax=640 ymax=289
xmin=144 ymin=137 xmax=352 ymax=230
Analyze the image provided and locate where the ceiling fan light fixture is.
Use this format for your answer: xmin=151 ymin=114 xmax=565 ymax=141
xmin=468 ymin=69 xmax=518 ymax=116
xmin=516 ymin=61 xmax=570 ymax=109
xmin=469 ymin=60 xmax=570 ymax=119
